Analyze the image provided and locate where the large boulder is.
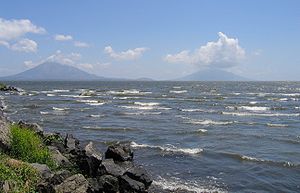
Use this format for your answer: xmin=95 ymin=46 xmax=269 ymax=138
xmin=87 ymin=178 xmax=102 ymax=193
xmin=98 ymin=159 xmax=125 ymax=177
xmin=119 ymin=174 xmax=146 ymax=193
xmin=0 ymin=116 xmax=11 ymax=151
xmin=48 ymin=146 xmax=72 ymax=168
xmin=98 ymin=175 xmax=119 ymax=193
xmin=84 ymin=142 xmax=102 ymax=177
xmin=64 ymin=134 xmax=80 ymax=152
xmin=54 ymin=174 xmax=89 ymax=193
xmin=17 ymin=120 xmax=43 ymax=136
xmin=105 ymin=143 xmax=133 ymax=162
xmin=125 ymin=166 xmax=152 ymax=188
xmin=30 ymin=163 xmax=53 ymax=179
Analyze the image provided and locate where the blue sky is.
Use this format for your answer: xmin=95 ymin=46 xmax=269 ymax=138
xmin=0 ymin=0 xmax=299 ymax=80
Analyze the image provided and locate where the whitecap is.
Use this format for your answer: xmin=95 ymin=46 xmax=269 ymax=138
xmin=239 ymin=106 xmax=269 ymax=111
xmin=130 ymin=142 xmax=203 ymax=155
xmin=76 ymin=99 xmax=106 ymax=106
xmin=181 ymin=108 xmax=203 ymax=112
xmin=52 ymin=89 xmax=70 ymax=93
xmin=52 ymin=107 xmax=69 ymax=111
xmin=169 ymin=90 xmax=188 ymax=94
xmin=267 ymin=123 xmax=288 ymax=128
xmin=222 ymin=112 xmax=300 ymax=117
xmin=152 ymin=176 xmax=227 ymax=193
xmin=249 ymin=101 xmax=258 ymax=105
xmin=119 ymin=105 xmax=171 ymax=110
xmin=197 ymin=129 xmax=208 ymax=133
xmin=123 ymin=112 xmax=162 ymax=115
xmin=47 ymin=94 xmax=56 ymax=97
xmin=40 ymin=111 xmax=50 ymax=115
xmin=89 ymin=114 xmax=105 ymax=118
xmin=187 ymin=119 xmax=234 ymax=125
xmin=134 ymin=102 xmax=160 ymax=106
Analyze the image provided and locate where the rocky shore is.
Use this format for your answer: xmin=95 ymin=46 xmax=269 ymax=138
xmin=0 ymin=85 xmax=153 ymax=193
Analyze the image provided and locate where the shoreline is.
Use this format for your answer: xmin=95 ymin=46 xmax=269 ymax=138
xmin=0 ymin=84 xmax=154 ymax=193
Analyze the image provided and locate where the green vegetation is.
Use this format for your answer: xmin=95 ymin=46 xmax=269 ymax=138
xmin=10 ymin=124 xmax=55 ymax=168
xmin=0 ymin=82 xmax=6 ymax=90
xmin=0 ymin=153 xmax=39 ymax=193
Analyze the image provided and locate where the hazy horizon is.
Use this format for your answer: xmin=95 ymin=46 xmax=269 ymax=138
xmin=0 ymin=0 xmax=300 ymax=80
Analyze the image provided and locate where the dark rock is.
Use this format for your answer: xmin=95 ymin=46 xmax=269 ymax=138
xmin=54 ymin=174 xmax=89 ymax=193
xmin=30 ymin=163 xmax=53 ymax=179
xmin=119 ymin=174 xmax=146 ymax=193
xmin=105 ymin=143 xmax=133 ymax=162
xmin=49 ymin=170 xmax=72 ymax=185
xmin=64 ymin=134 xmax=80 ymax=152
xmin=84 ymin=142 xmax=102 ymax=177
xmin=87 ymin=178 xmax=102 ymax=193
xmin=98 ymin=175 xmax=119 ymax=193
xmin=36 ymin=182 xmax=54 ymax=193
xmin=17 ymin=120 xmax=43 ymax=136
xmin=0 ymin=85 xmax=19 ymax=92
xmin=49 ymin=146 xmax=72 ymax=168
xmin=0 ymin=116 xmax=11 ymax=151
xmin=43 ymin=132 xmax=64 ymax=145
xmin=125 ymin=166 xmax=152 ymax=188
xmin=98 ymin=158 xmax=125 ymax=177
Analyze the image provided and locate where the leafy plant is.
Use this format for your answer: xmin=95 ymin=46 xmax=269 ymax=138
xmin=10 ymin=124 xmax=55 ymax=168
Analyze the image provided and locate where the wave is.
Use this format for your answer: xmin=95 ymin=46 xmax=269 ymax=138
xmin=89 ymin=114 xmax=105 ymax=118
xmin=152 ymin=176 xmax=227 ymax=193
xmin=52 ymin=107 xmax=69 ymax=111
xmin=222 ymin=112 xmax=300 ymax=117
xmin=181 ymin=108 xmax=203 ymax=112
xmin=52 ymin=89 xmax=70 ymax=93
xmin=222 ymin=152 xmax=299 ymax=168
xmin=249 ymin=101 xmax=258 ymax=105
xmin=130 ymin=142 xmax=203 ymax=155
xmin=76 ymin=99 xmax=105 ymax=106
xmin=226 ymin=106 xmax=269 ymax=111
xmin=112 ymin=96 xmax=141 ymax=100
xmin=119 ymin=105 xmax=171 ymax=110
xmin=266 ymin=123 xmax=288 ymax=128
xmin=122 ymin=112 xmax=162 ymax=115
xmin=40 ymin=111 xmax=50 ymax=115
xmin=134 ymin=102 xmax=160 ymax=106
xmin=169 ymin=90 xmax=188 ymax=94
xmin=46 ymin=94 xmax=56 ymax=97
xmin=107 ymin=89 xmax=151 ymax=95
xmin=186 ymin=119 xmax=234 ymax=126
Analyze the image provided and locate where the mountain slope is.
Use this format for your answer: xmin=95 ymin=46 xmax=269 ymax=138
xmin=177 ymin=68 xmax=249 ymax=81
xmin=0 ymin=62 xmax=104 ymax=81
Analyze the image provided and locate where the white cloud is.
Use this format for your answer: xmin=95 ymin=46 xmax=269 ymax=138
xmin=0 ymin=18 xmax=45 ymax=40
xmin=0 ymin=40 xmax=9 ymax=48
xmin=164 ymin=32 xmax=245 ymax=68
xmin=46 ymin=50 xmax=81 ymax=65
xmin=54 ymin=34 xmax=73 ymax=41
xmin=24 ymin=60 xmax=36 ymax=68
xmin=104 ymin=46 xmax=148 ymax=60
xmin=74 ymin=41 xmax=89 ymax=47
xmin=10 ymin=38 xmax=37 ymax=52
xmin=77 ymin=63 xmax=94 ymax=70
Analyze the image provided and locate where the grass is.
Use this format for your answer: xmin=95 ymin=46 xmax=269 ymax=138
xmin=0 ymin=153 xmax=39 ymax=193
xmin=10 ymin=124 xmax=55 ymax=168
xmin=0 ymin=82 xmax=6 ymax=89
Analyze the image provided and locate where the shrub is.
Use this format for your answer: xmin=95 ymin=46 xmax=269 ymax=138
xmin=10 ymin=124 xmax=54 ymax=168
xmin=0 ymin=154 xmax=39 ymax=193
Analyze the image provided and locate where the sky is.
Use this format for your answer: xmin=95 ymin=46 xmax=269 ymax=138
xmin=0 ymin=0 xmax=299 ymax=80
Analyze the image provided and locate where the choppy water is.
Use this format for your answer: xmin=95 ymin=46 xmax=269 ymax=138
xmin=1 ymin=81 xmax=300 ymax=193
